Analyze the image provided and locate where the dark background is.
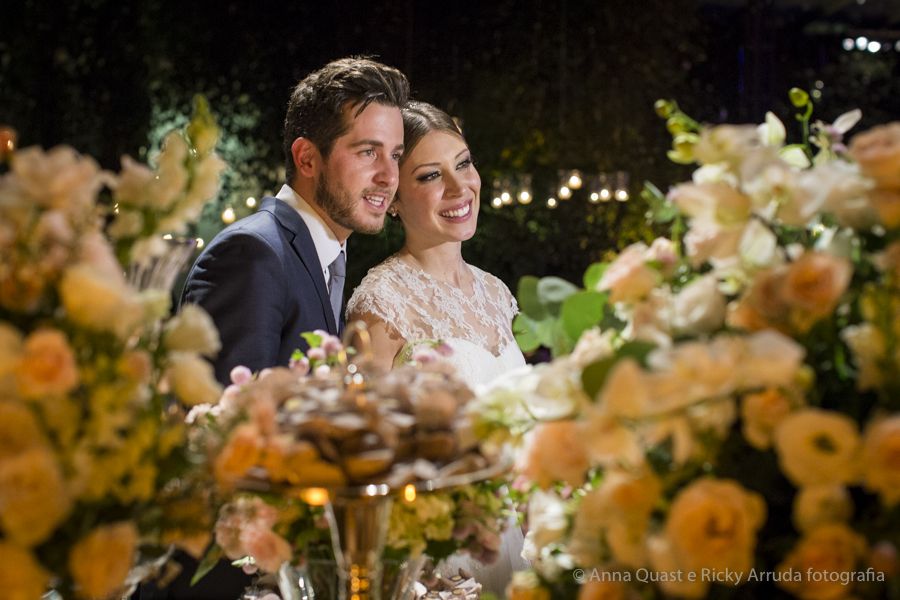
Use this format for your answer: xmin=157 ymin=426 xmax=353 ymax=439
xmin=2 ymin=0 xmax=899 ymax=290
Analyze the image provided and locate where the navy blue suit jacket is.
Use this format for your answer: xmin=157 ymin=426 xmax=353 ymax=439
xmin=181 ymin=196 xmax=338 ymax=385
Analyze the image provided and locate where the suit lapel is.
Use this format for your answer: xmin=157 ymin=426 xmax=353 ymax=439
xmin=261 ymin=197 xmax=338 ymax=334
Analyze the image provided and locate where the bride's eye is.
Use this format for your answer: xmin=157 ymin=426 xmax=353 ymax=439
xmin=416 ymin=170 xmax=440 ymax=183
xmin=456 ymin=157 xmax=473 ymax=170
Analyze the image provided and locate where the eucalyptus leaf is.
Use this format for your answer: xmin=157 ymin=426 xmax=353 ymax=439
xmin=190 ymin=544 xmax=224 ymax=586
xmin=581 ymin=356 xmax=618 ymax=400
xmin=582 ymin=262 xmax=607 ymax=291
xmin=516 ymin=276 xmax=545 ymax=320
xmin=537 ymin=276 xmax=579 ymax=314
xmin=513 ymin=313 xmax=541 ymax=352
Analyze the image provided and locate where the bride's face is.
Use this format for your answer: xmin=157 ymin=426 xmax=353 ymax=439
xmin=396 ymin=130 xmax=480 ymax=244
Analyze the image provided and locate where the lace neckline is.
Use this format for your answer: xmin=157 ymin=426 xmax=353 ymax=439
xmin=391 ymin=255 xmax=485 ymax=302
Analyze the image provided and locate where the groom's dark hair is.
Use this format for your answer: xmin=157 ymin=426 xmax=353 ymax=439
xmin=283 ymin=56 xmax=410 ymax=183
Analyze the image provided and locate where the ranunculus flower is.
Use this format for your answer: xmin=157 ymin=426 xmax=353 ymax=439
xmin=774 ymin=409 xmax=861 ymax=487
xmin=741 ymin=387 xmax=795 ymax=450
xmin=0 ymin=541 xmax=49 ymax=600
xmin=0 ymin=401 xmax=49 ymax=460
xmin=15 ymin=328 xmax=79 ymax=399
xmin=166 ymin=351 xmax=223 ymax=407
xmin=792 ymin=485 xmax=853 ymax=533
xmin=68 ymin=521 xmax=138 ymax=600
xmin=0 ymin=447 xmax=72 ymax=546
xmin=655 ymin=478 xmax=765 ymax=587
xmin=164 ymin=304 xmax=221 ymax=357
xmin=849 ymin=121 xmax=900 ymax=190
xmin=520 ymin=420 xmax=588 ymax=489
xmin=777 ymin=524 xmax=866 ymax=600
xmin=860 ymin=415 xmax=900 ymax=507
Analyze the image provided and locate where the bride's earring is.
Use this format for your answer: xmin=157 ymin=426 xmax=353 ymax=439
xmin=388 ymin=205 xmax=399 ymax=218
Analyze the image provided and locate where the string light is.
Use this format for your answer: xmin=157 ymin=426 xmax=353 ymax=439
xmin=566 ymin=169 xmax=583 ymax=190
xmin=196 ymin=237 xmax=205 ymax=249
xmin=221 ymin=206 xmax=236 ymax=224
xmin=547 ymin=197 xmax=558 ymax=209
xmin=491 ymin=197 xmax=503 ymax=208
xmin=245 ymin=196 xmax=257 ymax=208
xmin=558 ymin=185 xmax=572 ymax=200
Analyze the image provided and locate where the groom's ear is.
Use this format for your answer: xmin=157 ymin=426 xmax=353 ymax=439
xmin=291 ymin=137 xmax=321 ymax=178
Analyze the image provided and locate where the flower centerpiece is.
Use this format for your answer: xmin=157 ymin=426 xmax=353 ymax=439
xmin=0 ymin=97 xmax=226 ymax=599
xmin=187 ymin=330 xmax=515 ymax=597
xmin=476 ymin=89 xmax=900 ymax=600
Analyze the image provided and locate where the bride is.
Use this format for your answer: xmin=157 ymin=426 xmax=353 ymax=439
xmin=346 ymin=101 xmax=527 ymax=594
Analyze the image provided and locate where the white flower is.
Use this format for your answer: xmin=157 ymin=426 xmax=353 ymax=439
xmin=774 ymin=409 xmax=860 ymax=487
xmin=758 ymin=111 xmax=786 ymax=147
xmin=524 ymin=490 xmax=569 ymax=558
xmin=738 ymin=219 xmax=781 ymax=271
xmin=736 ymin=330 xmax=805 ymax=390
xmin=671 ymin=275 xmax=726 ymax=336
xmin=792 ymin=485 xmax=853 ymax=533
xmin=164 ymin=304 xmax=221 ymax=358
xmin=569 ymin=327 xmax=616 ymax=369
xmin=11 ymin=145 xmax=108 ymax=213
xmin=526 ymin=359 xmax=590 ymax=420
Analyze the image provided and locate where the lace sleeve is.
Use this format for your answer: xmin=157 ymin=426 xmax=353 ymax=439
xmin=346 ymin=263 xmax=408 ymax=340
xmin=484 ymin=272 xmax=519 ymax=323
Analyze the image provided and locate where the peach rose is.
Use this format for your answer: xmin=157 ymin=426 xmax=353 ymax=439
xmin=214 ymin=423 xmax=263 ymax=487
xmin=0 ymin=401 xmax=49 ymax=460
xmin=660 ymin=478 xmax=765 ymax=577
xmin=597 ymin=243 xmax=660 ymax=303
xmin=781 ymin=251 xmax=852 ymax=323
xmin=0 ymin=446 xmax=72 ymax=546
xmin=870 ymin=187 xmax=900 ymax=228
xmin=671 ymin=274 xmax=727 ymax=336
xmin=68 ymin=521 xmax=138 ymax=600
xmin=777 ymin=524 xmax=866 ymax=600
xmin=792 ymin=485 xmax=853 ymax=533
xmin=15 ymin=328 xmax=79 ymax=399
xmin=774 ymin=409 xmax=860 ymax=488
xmin=860 ymin=415 xmax=900 ymax=507
xmin=741 ymin=388 xmax=795 ymax=450
xmin=0 ymin=541 xmax=49 ymax=600
xmin=241 ymin=525 xmax=292 ymax=573
xmin=520 ymin=420 xmax=589 ymax=489
xmin=849 ymin=122 xmax=900 ymax=189
xmin=578 ymin=579 xmax=634 ymax=600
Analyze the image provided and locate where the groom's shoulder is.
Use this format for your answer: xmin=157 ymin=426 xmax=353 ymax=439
xmin=207 ymin=197 xmax=295 ymax=248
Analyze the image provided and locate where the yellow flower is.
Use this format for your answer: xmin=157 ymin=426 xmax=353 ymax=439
xmin=0 ymin=541 xmax=49 ymax=600
xmin=659 ymin=478 xmax=765 ymax=577
xmin=861 ymin=415 xmax=900 ymax=507
xmin=15 ymin=328 xmax=79 ymax=399
xmin=741 ymin=388 xmax=795 ymax=450
xmin=165 ymin=351 xmax=223 ymax=406
xmin=59 ymin=264 xmax=144 ymax=338
xmin=68 ymin=521 xmax=138 ymax=600
xmin=0 ymin=401 xmax=48 ymax=460
xmin=777 ymin=523 xmax=866 ymax=600
xmin=163 ymin=304 xmax=221 ymax=357
xmin=774 ymin=409 xmax=860 ymax=487
xmin=0 ymin=447 xmax=72 ymax=546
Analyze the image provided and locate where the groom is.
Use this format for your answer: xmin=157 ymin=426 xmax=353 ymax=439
xmin=183 ymin=56 xmax=408 ymax=386
xmin=152 ymin=57 xmax=408 ymax=599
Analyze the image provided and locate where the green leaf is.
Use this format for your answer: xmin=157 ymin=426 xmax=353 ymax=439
xmin=581 ymin=356 xmax=617 ymax=399
xmin=516 ymin=276 xmax=545 ymax=320
xmin=560 ymin=291 xmax=607 ymax=343
xmin=513 ymin=313 xmax=541 ymax=352
xmin=534 ymin=317 xmax=561 ymax=349
xmin=537 ymin=276 xmax=579 ymax=314
xmin=617 ymin=340 xmax=657 ymax=365
xmin=301 ymin=331 xmax=324 ymax=348
xmin=191 ymin=544 xmax=224 ymax=586
xmin=582 ymin=262 xmax=607 ymax=291
xmin=641 ymin=181 xmax=678 ymax=223
xmin=549 ymin=319 xmax=573 ymax=357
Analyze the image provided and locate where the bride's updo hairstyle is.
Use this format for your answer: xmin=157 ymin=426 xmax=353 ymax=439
xmin=400 ymin=101 xmax=464 ymax=163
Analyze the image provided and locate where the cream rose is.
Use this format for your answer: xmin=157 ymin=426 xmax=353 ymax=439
xmin=671 ymin=274 xmax=727 ymax=336
xmin=660 ymin=478 xmax=766 ymax=577
xmin=520 ymin=420 xmax=589 ymax=488
xmin=774 ymin=409 xmax=861 ymax=488
xmin=0 ymin=541 xmax=49 ymax=600
xmin=792 ymin=485 xmax=853 ymax=533
xmin=68 ymin=521 xmax=138 ymax=600
xmin=860 ymin=415 xmax=900 ymax=507
xmin=11 ymin=145 xmax=107 ymax=213
xmin=0 ymin=446 xmax=72 ymax=546
xmin=14 ymin=328 xmax=79 ymax=399
xmin=164 ymin=304 xmax=222 ymax=357
xmin=741 ymin=388 xmax=795 ymax=450
xmin=849 ymin=121 xmax=900 ymax=189
xmin=777 ymin=524 xmax=866 ymax=600
xmin=166 ymin=351 xmax=223 ymax=407
xmin=59 ymin=264 xmax=144 ymax=338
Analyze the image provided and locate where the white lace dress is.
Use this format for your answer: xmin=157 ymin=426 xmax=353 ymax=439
xmin=346 ymin=254 xmax=528 ymax=595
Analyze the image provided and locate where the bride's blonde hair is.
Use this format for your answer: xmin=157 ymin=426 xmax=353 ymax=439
xmin=400 ymin=101 xmax=464 ymax=163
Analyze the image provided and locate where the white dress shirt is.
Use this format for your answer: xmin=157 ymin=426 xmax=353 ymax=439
xmin=275 ymin=184 xmax=346 ymax=290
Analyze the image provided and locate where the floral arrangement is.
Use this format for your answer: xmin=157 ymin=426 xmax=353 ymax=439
xmin=187 ymin=331 xmax=514 ymax=583
xmin=0 ymin=100 xmax=225 ymax=599
xmin=477 ymin=90 xmax=900 ymax=600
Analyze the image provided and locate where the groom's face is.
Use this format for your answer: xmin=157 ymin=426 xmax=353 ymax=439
xmin=316 ymin=103 xmax=404 ymax=236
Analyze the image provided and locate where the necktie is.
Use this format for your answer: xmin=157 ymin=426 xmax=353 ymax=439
xmin=328 ymin=251 xmax=346 ymax=331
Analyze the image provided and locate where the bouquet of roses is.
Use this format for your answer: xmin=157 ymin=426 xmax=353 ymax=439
xmin=0 ymin=99 xmax=225 ymax=599
xmin=476 ymin=90 xmax=900 ymax=600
